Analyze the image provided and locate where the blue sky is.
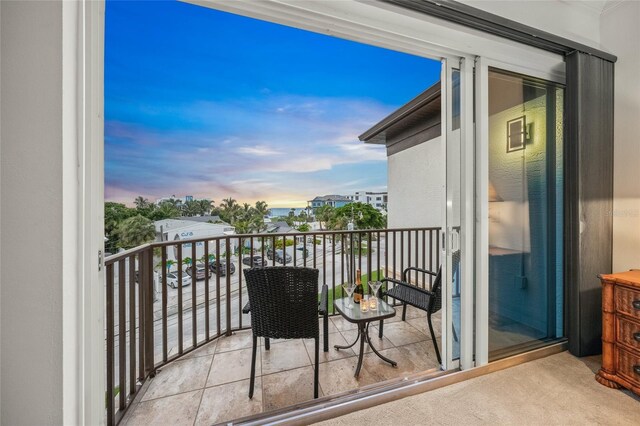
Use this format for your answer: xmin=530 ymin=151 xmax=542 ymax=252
xmin=105 ymin=0 xmax=440 ymax=207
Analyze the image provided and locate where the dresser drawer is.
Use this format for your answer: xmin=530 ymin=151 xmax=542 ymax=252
xmin=615 ymin=286 xmax=640 ymax=320
xmin=617 ymin=347 xmax=640 ymax=384
xmin=617 ymin=316 xmax=640 ymax=351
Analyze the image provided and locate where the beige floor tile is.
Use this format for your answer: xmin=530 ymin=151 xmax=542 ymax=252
xmin=379 ymin=321 xmax=428 ymax=347
xmin=339 ymin=327 xmax=395 ymax=354
xmin=215 ymin=331 xmax=254 ymax=353
xmin=359 ymin=347 xmax=405 ymax=385
xmin=304 ymin=332 xmax=356 ymax=363
xmin=195 ymin=378 xmax=263 ymax=425
xmin=321 ymin=316 xmax=340 ymax=334
xmin=183 ymin=339 xmax=218 ymax=359
xmin=317 ymin=356 xmax=362 ymax=396
xmin=330 ymin=315 xmax=359 ymax=331
xmin=262 ymin=366 xmax=320 ymax=411
xmin=403 ymin=305 xmax=429 ymax=319
xmin=126 ymin=389 xmax=202 ymax=426
xmin=207 ymin=346 xmax=261 ymax=387
xmin=262 ymin=339 xmax=311 ymax=375
xmin=142 ymin=356 xmax=212 ymax=401
xmin=394 ymin=340 xmax=441 ymax=373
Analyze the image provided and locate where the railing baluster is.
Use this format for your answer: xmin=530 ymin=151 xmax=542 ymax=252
xmin=239 ymin=237 xmax=243 ymax=329
xmin=225 ymin=236 xmax=232 ymax=335
xmin=177 ymin=244 xmax=183 ymax=354
xmin=312 ymin=233 xmax=316 ymax=270
xmin=144 ymin=248 xmax=155 ymax=374
xmin=429 ymin=230 xmax=434 ymax=287
xmin=128 ymin=255 xmax=136 ymax=396
xmin=106 ymin=263 xmax=115 ymax=426
xmin=367 ymin=231 xmax=372 ymax=284
xmin=416 ymin=230 xmax=424 ymax=286
xmin=422 ymin=230 xmax=426 ymax=288
xmin=376 ymin=231 xmax=381 ymax=284
xmin=392 ymin=231 xmax=396 ymax=282
xmin=216 ymin=240 xmax=221 ymax=337
xmin=400 ymin=231 xmax=404 ymax=284
xmin=293 ymin=233 xmax=297 ymax=266
xmin=322 ymin=234 xmax=326 ymax=288
xmin=204 ymin=240 xmax=210 ymax=341
xmin=407 ymin=231 xmax=411 ymax=284
xmin=332 ymin=232 xmax=336 ymax=314
xmin=137 ymin=253 xmax=145 ymax=381
xmin=161 ymin=247 xmax=167 ymax=362
xmin=118 ymin=259 xmax=126 ymax=410
xmin=271 ymin=236 xmax=276 ymax=267
xmin=191 ymin=242 xmax=197 ymax=349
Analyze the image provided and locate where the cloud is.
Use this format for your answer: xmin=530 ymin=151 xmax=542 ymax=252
xmin=237 ymin=145 xmax=282 ymax=156
xmin=105 ymin=93 xmax=392 ymax=205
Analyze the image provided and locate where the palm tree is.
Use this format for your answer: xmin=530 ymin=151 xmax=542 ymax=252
xmin=134 ymin=196 xmax=150 ymax=210
xmin=220 ymin=197 xmax=240 ymax=224
xmin=315 ymin=205 xmax=335 ymax=230
xmin=182 ymin=200 xmax=202 ymax=217
xmin=116 ymin=215 xmax=155 ymax=249
xmin=254 ymin=200 xmax=269 ymax=217
xmin=199 ymin=199 xmax=214 ymax=215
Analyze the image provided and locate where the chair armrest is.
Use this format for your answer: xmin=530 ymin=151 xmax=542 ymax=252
xmin=381 ymin=278 xmax=436 ymax=298
xmin=402 ymin=266 xmax=437 ymax=283
xmin=242 ymin=302 xmax=251 ymax=314
xmin=318 ymin=284 xmax=328 ymax=315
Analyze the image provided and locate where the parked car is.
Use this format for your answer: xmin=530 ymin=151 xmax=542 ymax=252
xmin=162 ymin=271 xmax=192 ymax=289
xmin=185 ymin=263 xmax=211 ymax=281
xmin=266 ymin=249 xmax=292 ymax=264
xmin=242 ymin=255 xmax=266 ymax=267
xmin=209 ymin=260 xmax=236 ymax=276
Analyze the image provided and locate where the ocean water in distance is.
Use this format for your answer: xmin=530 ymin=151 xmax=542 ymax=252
xmin=268 ymin=207 xmax=306 ymax=217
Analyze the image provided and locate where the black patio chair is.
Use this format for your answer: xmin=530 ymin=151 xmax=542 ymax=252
xmin=242 ymin=266 xmax=328 ymax=399
xmin=377 ymin=265 xmax=445 ymax=364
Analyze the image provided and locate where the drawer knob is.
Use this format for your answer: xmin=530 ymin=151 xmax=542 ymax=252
xmin=634 ymin=332 xmax=640 ymax=342
xmin=634 ymin=365 xmax=640 ymax=375
xmin=633 ymin=300 xmax=640 ymax=310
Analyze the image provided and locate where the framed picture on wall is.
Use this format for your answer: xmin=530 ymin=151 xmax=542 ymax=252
xmin=507 ymin=116 xmax=526 ymax=153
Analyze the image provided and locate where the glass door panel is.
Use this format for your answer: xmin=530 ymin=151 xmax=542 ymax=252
xmin=486 ymin=68 xmax=564 ymax=360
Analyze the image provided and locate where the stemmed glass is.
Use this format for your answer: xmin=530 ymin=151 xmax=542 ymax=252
xmin=342 ymin=282 xmax=356 ymax=309
xmin=369 ymin=281 xmax=382 ymax=310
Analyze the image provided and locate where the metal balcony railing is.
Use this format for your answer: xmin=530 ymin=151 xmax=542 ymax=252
xmin=104 ymin=227 xmax=441 ymax=424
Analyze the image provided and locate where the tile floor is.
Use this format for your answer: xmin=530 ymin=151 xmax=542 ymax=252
xmin=121 ymin=306 xmax=441 ymax=425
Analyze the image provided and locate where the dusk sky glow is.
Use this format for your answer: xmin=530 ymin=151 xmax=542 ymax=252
xmin=105 ymin=0 xmax=440 ymax=207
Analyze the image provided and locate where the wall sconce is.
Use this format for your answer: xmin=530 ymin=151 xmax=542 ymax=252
xmin=506 ymin=116 xmax=532 ymax=153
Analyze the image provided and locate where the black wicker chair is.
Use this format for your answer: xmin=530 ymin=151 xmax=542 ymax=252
xmin=242 ymin=267 xmax=328 ymax=399
xmin=377 ymin=266 xmax=444 ymax=364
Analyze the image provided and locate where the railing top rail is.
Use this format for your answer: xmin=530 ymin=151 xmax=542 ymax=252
xmin=105 ymin=226 xmax=442 ymax=262
xmin=149 ymin=227 xmax=441 ymax=247
xmin=105 ymin=243 xmax=151 ymax=265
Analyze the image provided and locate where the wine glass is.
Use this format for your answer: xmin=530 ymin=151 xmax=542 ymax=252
xmin=342 ymin=282 xmax=356 ymax=309
xmin=369 ymin=281 xmax=382 ymax=311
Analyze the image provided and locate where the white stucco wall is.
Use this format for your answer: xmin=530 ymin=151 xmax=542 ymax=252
xmin=601 ymin=1 xmax=640 ymax=271
xmin=387 ymin=136 xmax=443 ymax=229
xmin=1 ymin=1 xmax=64 ymax=424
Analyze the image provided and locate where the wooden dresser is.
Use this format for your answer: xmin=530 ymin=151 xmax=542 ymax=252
xmin=596 ymin=270 xmax=640 ymax=395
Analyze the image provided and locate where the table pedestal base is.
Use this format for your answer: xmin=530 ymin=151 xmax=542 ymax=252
xmin=335 ymin=322 xmax=397 ymax=378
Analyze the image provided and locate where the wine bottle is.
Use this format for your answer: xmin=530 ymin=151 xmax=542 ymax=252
xmin=353 ymin=269 xmax=363 ymax=304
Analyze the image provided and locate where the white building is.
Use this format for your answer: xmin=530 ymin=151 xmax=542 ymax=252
xmin=154 ymin=219 xmax=236 ymax=263
xmin=347 ymin=191 xmax=388 ymax=212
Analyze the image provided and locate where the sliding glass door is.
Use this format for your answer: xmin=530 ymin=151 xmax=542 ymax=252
xmin=485 ymin=69 xmax=564 ymax=360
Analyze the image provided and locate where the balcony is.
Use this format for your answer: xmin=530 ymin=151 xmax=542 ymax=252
xmin=105 ymin=227 xmax=444 ymax=424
